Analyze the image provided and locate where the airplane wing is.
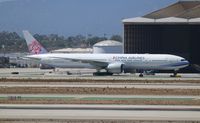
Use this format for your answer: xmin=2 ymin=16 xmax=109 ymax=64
xmin=22 ymin=56 xmax=41 ymax=61
xmin=51 ymin=57 xmax=109 ymax=68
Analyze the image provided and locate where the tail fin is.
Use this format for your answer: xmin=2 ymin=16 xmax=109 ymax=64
xmin=23 ymin=30 xmax=48 ymax=54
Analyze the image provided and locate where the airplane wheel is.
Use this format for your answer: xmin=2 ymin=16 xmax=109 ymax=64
xmin=170 ymin=75 xmax=181 ymax=78
xmin=170 ymin=70 xmax=181 ymax=77
xmin=93 ymin=72 xmax=113 ymax=76
xmin=139 ymin=73 xmax=144 ymax=77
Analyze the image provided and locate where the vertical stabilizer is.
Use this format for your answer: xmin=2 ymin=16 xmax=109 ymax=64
xmin=23 ymin=30 xmax=48 ymax=54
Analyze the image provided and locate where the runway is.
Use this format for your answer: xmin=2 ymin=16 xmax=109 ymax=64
xmin=1 ymin=104 xmax=200 ymax=121
xmin=1 ymin=82 xmax=200 ymax=89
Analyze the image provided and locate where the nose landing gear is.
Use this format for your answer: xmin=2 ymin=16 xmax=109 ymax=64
xmin=139 ymin=73 xmax=144 ymax=77
xmin=170 ymin=70 xmax=181 ymax=77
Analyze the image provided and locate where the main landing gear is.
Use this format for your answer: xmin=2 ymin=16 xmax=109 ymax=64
xmin=139 ymin=70 xmax=156 ymax=77
xmin=93 ymin=70 xmax=113 ymax=76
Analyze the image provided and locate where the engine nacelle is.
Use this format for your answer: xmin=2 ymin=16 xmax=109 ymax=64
xmin=106 ymin=63 xmax=124 ymax=74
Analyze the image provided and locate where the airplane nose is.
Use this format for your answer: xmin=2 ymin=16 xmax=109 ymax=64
xmin=186 ymin=60 xmax=189 ymax=65
xmin=184 ymin=60 xmax=190 ymax=66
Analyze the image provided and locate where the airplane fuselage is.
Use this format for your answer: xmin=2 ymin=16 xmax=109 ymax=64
xmin=27 ymin=53 xmax=189 ymax=71
xmin=23 ymin=31 xmax=189 ymax=75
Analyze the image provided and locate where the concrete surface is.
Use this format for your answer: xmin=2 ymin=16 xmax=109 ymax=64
xmin=0 ymin=104 xmax=200 ymax=121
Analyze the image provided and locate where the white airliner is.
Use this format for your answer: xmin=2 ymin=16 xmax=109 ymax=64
xmin=23 ymin=30 xmax=189 ymax=77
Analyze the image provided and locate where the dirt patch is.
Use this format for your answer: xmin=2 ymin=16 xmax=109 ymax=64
xmin=1 ymin=87 xmax=200 ymax=95
xmin=1 ymin=99 xmax=200 ymax=105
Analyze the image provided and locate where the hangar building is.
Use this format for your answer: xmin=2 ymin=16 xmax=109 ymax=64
xmin=123 ymin=1 xmax=200 ymax=69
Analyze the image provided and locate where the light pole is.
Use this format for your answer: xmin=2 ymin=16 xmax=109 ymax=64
xmin=2 ymin=44 xmax=5 ymax=57
xmin=103 ymin=33 xmax=107 ymax=40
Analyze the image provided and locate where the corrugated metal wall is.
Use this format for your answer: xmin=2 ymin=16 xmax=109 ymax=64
xmin=124 ymin=24 xmax=200 ymax=64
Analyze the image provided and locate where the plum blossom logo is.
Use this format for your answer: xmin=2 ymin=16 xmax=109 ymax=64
xmin=28 ymin=40 xmax=42 ymax=54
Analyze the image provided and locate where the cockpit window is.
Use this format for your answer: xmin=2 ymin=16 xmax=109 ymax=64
xmin=181 ymin=59 xmax=186 ymax=61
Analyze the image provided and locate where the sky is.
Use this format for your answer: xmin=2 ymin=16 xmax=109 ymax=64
xmin=0 ymin=0 xmax=177 ymax=36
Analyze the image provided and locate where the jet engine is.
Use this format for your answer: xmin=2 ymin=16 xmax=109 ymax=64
xmin=106 ymin=63 xmax=124 ymax=74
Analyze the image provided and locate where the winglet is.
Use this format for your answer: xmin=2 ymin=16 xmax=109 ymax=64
xmin=23 ymin=30 xmax=48 ymax=54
